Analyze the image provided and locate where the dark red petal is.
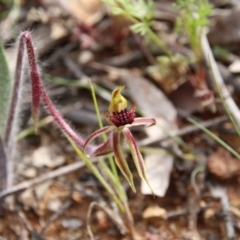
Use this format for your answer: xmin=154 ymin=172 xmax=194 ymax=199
xmin=83 ymin=126 xmax=113 ymax=155
xmin=112 ymin=131 xmax=136 ymax=191
xmin=90 ymin=136 xmax=113 ymax=157
xmin=123 ymin=128 xmax=154 ymax=195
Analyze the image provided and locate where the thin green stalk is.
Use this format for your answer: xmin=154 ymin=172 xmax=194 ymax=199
xmin=89 ymin=81 xmax=125 ymax=199
xmin=139 ymin=146 xmax=169 ymax=155
xmin=160 ymin=125 xmax=188 ymax=148
xmin=117 ymin=10 xmax=172 ymax=58
xmin=124 ymin=14 xmax=138 ymax=24
xmin=145 ymin=26 xmax=172 ymax=58
xmin=66 ymin=134 xmax=125 ymax=211
xmin=139 ymin=146 xmax=195 ymax=161
xmin=188 ymin=117 xmax=240 ymax=159
xmin=99 ymin=159 xmax=126 ymax=201
xmin=89 ymin=81 xmax=105 ymax=130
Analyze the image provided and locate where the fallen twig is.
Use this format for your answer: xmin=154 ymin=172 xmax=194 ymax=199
xmin=209 ymin=184 xmax=236 ymax=239
xmin=201 ymin=33 xmax=240 ymax=128
xmin=139 ymin=115 xmax=228 ymax=146
xmin=0 ymin=159 xmax=98 ymax=199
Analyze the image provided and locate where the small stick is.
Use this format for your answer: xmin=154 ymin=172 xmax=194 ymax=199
xmin=209 ymin=184 xmax=236 ymax=239
xmin=139 ymin=115 xmax=228 ymax=146
xmin=0 ymin=158 xmax=98 ymax=199
xmin=201 ymin=33 xmax=240 ymax=128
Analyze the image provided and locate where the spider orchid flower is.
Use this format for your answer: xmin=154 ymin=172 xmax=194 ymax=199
xmin=83 ymin=86 xmax=156 ymax=193
xmin=8 ymin=32 xmax=155 ymax=193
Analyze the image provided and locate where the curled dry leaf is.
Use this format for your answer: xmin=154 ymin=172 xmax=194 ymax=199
xmin=207 ymin=148 xmax=240 ymax=179
xmin=31 ymin=146 xmax=66 ymax=168
xmin=142 ymin=205 xmax=167 ymax=220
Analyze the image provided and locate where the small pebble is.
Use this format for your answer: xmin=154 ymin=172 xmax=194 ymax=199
xmin=62 ymin=218 xmax=83 ymax=229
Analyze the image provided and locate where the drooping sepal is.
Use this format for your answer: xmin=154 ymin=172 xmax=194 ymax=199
xmin=123 ymin=128 xmax=154 ymax=195
xmin=91 ymin=137 xmax=113 ymax=157
xmin=112 ymin=131 xmax=136 ymax=192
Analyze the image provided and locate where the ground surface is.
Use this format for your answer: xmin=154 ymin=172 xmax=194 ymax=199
xmin=1 ymin=0 xmax=240 ymax=239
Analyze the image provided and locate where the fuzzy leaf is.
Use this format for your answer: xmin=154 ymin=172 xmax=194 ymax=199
xmin=4 ymin=33 xmax=25 ymax=147
xmin=0 ymin=136 xmax=7 ymax=191
xmin=112 ymin=131 xmax=136 ymax=192
xmin=0 ymin=41 xmax=12 ymax=136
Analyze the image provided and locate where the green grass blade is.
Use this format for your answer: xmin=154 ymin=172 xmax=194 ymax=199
xmin=188 ymin=117 xmax=240 ymax=159
xmin=0 ymin=41 xmax=12 ymax=137
xmin=65 ymin=133 xmax=125 ymax=211
xmin=50 ymin=76 xmax=111 ymax=102
xmin=89 ymin=80 xmax=104 ymax=129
